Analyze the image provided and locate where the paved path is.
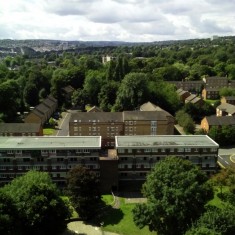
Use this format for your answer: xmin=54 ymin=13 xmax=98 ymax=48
xmin=63 ymin=221 xmax=119 ymax=235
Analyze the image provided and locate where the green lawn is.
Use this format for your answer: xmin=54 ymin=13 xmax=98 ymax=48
xmin=208 ymin=186 xmax=229 ymax=209
xmin=101 ymin=196 xmax=154 ymax=235
xmin=205 ymin=99 xmax=220 ymax=106
xmin=43 ymin=128 xmax=55 ymax=135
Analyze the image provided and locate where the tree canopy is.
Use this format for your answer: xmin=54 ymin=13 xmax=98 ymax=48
xmin=1 ymin=171 xmax=70 ymax=235
xmin=132 ymin=156 xmax=213 ymax=235
xmin=66 ymin=165 xmax=102 ymax=220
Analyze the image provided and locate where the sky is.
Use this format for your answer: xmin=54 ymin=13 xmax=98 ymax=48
xmin=0 ymin=0 xmax=235 ymax=42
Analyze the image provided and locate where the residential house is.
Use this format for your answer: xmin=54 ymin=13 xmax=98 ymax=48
xmin=202 ymin=88 xmax=220 ymax=100
xmin=102 ymin=55 xmax=116 ymax=64
xmin=201 ymin=115 xmax=235 ymax=132
xmin=176 ymin=89 xmax=191 ymax=102
xmin=139 ymin=101 xmax=164 ymax=111
xmin=24 ymin=96 xmax=58 ymax=125
xmin=203 ymin=76 xmax=228 ymax=88
xmin=0 ymin=123 xmax=43 ymax=136
xmin=216 ymin=103 xmax=235 ymax=116
xmin=62 ymin=85 xmax=74 ymax=103
xmin=169 ymin=80 xmax=204 ymax=92
xmin=87 ymin=106 xmax=103 ymax=112
xmin=221 ymin=96 xmax=235 ymax=105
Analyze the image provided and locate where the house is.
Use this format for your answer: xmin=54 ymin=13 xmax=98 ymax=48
xmin=185 ymin=94 xmax=197 ymax=103
xmin=102 ymin=55 xmax=116 ymax=64
xmin=221 ymin=96 xmax=235 ymax=105
xmin=169 ymin=81 xmax=204 ymax=92
xmin=190 ymin=96 xmax=204 ymax=106
xmin=62 ymin=85 xmax=74 ymax=103
xmin=139 ymin=101 xmax=165 ymax=111
xmin=24 ymin=96 xmax=58 ymax=125
xmin=202 ymin=88 xmax=220 ymax=100
xmin=176 ymin=89 xmax=191 ymax=102
xmin=203 ymin=76 xmax=228 ymax=88
xmin=0 ymin=135 xmax=219 ymax=192
xmin=87 ymin=106 xmax=103 ymax=112
xmin=216 ymin=103 xmax=235 ymax=116
xmin=201 ymin=115 xmax=235 ymax=132
xmin=0 ymin=123 xmax=43 ymax=136
xmin=69 ymin=110 xmax=175 ymax=148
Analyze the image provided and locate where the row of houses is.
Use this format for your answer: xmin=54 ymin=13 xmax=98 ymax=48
xmin=0 ymin=135 xmax=219 ymax=192
xmin=201 ymin=96 xmax=235 ymax=132
xmin=176 ymin=89 xmax=204 ymax=106
xmin=171 ymin=76 xmax=235 ymax=100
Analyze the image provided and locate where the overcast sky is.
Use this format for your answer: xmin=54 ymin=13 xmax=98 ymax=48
xmin=0 ymin=0 xmax=235 ymax=42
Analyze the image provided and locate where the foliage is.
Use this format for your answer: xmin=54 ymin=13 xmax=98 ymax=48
xmin=0 ymin=190 xmax=20 ymax=235
xmin=113 ymin=72 xmax=149 ymax=111
xmin=175 ymin=110 xmax=195 ymax=133
xmin=132 ymin=156 xmax=213 ymax=235
xmin=186 ymin=205 xmax=235 ymax=235
xmin=2 ymin=171 xmax=70 ymax=235
xmin=219 ymin=87 xmax=235 ymax=97
xmin=208 ymin=126 xmax=235 ymax=146
xmin=66 ymin=165 xmax=102 ymax=220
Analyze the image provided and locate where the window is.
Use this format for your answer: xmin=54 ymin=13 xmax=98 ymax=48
xmin=151 ymin=121 xmax=157 ymax=126
xmin=211 ymin=148 xmax=217 ymax=152
xmin=161 ymin=149 xmax=165 ymax=152
xmin=128 ymin=149 xmax=132 ymax=153
xmin=178 ymin=148 xmax=184 ymax=152
xmin=118 ymin=149 xmax=125 ymax=153
xmin=185 ymin=148 xmax=191 ymax=152
xmin=144 ymin=149 xmax=151 ymax=153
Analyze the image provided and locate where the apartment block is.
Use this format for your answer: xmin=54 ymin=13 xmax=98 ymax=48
xmin=69 ymin=110 xmax=175 ymax=148
xmin=0 ymin=136 xmax=101 ymax=186
xmin=0 ymin=135 xmax=219 ymax=192
xmin=115 ymin=135 xmax=219 ymax=190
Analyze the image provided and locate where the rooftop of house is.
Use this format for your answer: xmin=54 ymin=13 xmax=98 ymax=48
xmin=115 ymin=135 xmax=218 ymax=148
xmin=139 ymin=101 xmax=163 ymax=111
xmin=0 ymin=123 xmax=41 ymax=133
xmin=0 ymin=136 xmax=101 ymax=150
xmin=185 ymin=94 xmax=197 ymax=102
xmin=222 ymin=96 xmax=235 ymax=101
xmin=204 ymin=115 xmax=235 ymax=126
xmin=217 ymin=103 xmax=235 ymax=114
xmin=190 ymin=97 xmax=202 ymax=104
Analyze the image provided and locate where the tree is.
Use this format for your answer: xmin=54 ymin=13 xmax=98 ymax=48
xmin=132 ymin=156 xmax=213 ymax=235
xmin=186 ymin=206 xmax=235 ymax=235
xmin=2 ymin=171 xmax=70 ymax=235
xmin=175 ymin=110 xmax=195 ymax=134
xmin=114 ymin=72 xmax=149 ymax=111
xmin=0 ymin=190 xmax=20 ymax=235
xmin=67 ymin=165 xmax=102 ymax=220
xmin=23 ymin=82 xmax=39 ymax=107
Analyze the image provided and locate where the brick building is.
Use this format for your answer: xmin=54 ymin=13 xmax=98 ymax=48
xmin=69 ymin=110 xmax=175 ymax=148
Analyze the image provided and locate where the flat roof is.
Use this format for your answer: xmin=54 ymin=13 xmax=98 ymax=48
xmin=0 ymin=136 xmax=101 ymax=150
xmin=115 ymin=135 xmax=219 ymax=148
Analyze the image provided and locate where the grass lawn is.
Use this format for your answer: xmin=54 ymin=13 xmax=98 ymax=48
xmin=208 ymin=186 xmax=229 ymax=209
xmin=205 ymin=99 xmax=219 ymax=106
xmin=43 ymin=128 xmax=55 ymax=135
xmin=101 ymin=196 xmax=154 ymax=235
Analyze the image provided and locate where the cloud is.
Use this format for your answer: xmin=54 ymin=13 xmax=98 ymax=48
xmin=0 ymin=0 xmax=235 ymax=42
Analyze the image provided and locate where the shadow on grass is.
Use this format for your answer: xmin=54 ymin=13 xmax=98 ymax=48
xmin=62 ymin=228 xmax=86 ymax=235
xmin=86 ymin=205 xmax=124 ymax=227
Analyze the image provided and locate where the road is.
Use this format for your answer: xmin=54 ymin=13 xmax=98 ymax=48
xmin=218 ymin=147 xmax=235 ymax=168
xmin=56 ymin=112 xmax=71 ymax=136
